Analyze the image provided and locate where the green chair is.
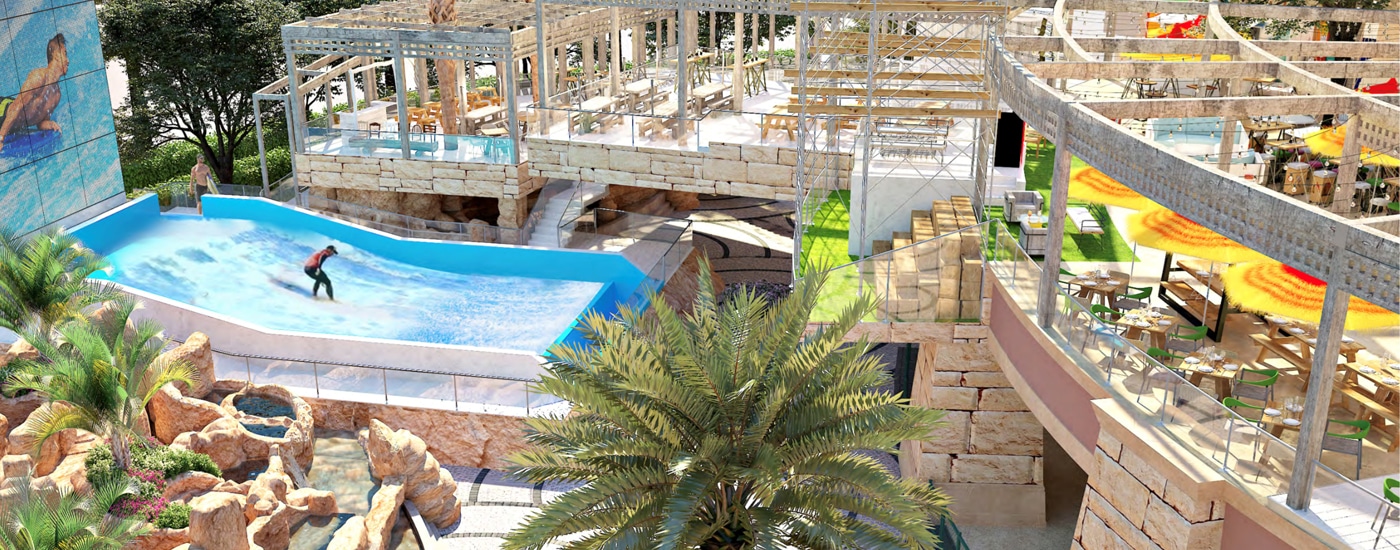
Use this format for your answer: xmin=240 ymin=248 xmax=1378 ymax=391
xmin=1218 ymin=397 xmax=1269 ymax=472
xmin=1232 ymin=368 xmax=1279 ymax=404
xmin=1147 ymin=347 xmax=1184 ymax=366
xmin=1113 ymin=285 xmax=1153 ymax=310
xmin=1059 ymin=267 xmax=1083 ymax=293
xmin=1373 ymin=478 xmax=1399 ymax=548
xmin=1324 ymin=419 xmax=1370 ymax=480
xmin=1090 ymin=304 xmax=1121 ymax=322
xmin=1165 ymin=324 xmax=1209 ymax=354
xmin=1080 ymin=305 xmax=1124 ymax=352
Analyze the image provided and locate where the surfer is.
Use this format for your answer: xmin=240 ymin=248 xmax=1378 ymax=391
xmin=303 ymin=246 xmax=338 ymax=300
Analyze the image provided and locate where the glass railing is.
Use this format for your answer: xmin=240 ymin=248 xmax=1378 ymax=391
xmin=204 ymin=344 xmax=562 ymax=417
xmin=559 ymin=208 xmax=693 ymax=311
xmin=303 ymin=127 xmax=514 ymax=164
xmin=981 ymin=219 xmax=1395 ymax=550
xmin=811 ymin=222 xmax=990 ymax=323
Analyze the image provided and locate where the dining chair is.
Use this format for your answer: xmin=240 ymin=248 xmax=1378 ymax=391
xmin=368 ymin=122 xmax=382 ymax=137
xmin=1324 ymin=419 xmax=1370 ymax=480
xmin=1147 ymin=347 xmax=1185 ymax=366
xmin=1373 ymin=478 xmax=1399 ymax=548
xmin=1233 ymin=368 xmax=1279 ymax=404
xmin=1080 ymin=307 xmax=1124 ymax=352
xmin=1113 ymin=286 xmax=1154 ymax=311
xmin=1219 ymin=397 xmax=1267 ymax=473
xmin=1164 ymin=324 xmax=1209 ymax=354
xmin=1059 ymin=268 xmax=1083 ymax=293
xmin=1136 ymin=354 xmax=1187 ymax=420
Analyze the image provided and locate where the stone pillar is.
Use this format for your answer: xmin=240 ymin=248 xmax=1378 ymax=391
xmin=708 ymin=11 xmax=716 ymax=49
xmin=1331 ymin=114 xmax=1362 ymax=214
xmin=903 ymin=339 xmax=1046 ymax=526
xmin=609 ymin=10 xmax=622 ymax=96
xmin=732 ymin=12 xmax=745 ymax=111
xmin=1287 ymin=283 xmax=1351 ymax=509
xmin=768 ymin=13 xmax=776 ymax=61
xmin=498 ymin=196 xmax=529 ymax=229
xmin=556 ymin=46 xmax=568 ymax=98
xmin=1037 ymin=109 xmax=1072 ymax=328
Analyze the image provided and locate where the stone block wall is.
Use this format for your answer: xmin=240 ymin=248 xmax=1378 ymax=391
xmin=292 ymin=155 xmax=544 ymax=227
xmin=911 ymin=339 xmax=1044 ymax=487
xmin=1075 ymin=431 xmax=1224 ymax=550
xmin=525 ymin=139 xmax=853 ymax=200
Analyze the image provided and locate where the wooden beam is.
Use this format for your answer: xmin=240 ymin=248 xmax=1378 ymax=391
xmin=825 ymin=31 xmax=984 ymax=48
xmin=793 ymin=86 xmax=990 ymax=100
xmin=1080 ymin=95 xmax=1361 ymax=121
xmin=801 ymin=105 xmax=999 ymax=118
xmin=792 ymin=2 xmax=1008 ymax=12
xmin=783 ymin=69 xmax=982 ymax=82
xmin=809 ymin=45 xmax=984 ymax=58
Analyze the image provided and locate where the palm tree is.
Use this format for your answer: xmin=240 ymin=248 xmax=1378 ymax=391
xmin=5 ymin=295 xmax=196 ymax=472
xmin=0 ymin=228 xmax=117 ymax=338
xmin=0 ymin=475 xmax=149 ymax=550
xmin=504 ymin=263 xmax=951 ymax=549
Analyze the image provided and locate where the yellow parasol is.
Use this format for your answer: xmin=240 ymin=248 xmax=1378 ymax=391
xmin=1223 ymin=262 xmax=1400 ymax=331
xmin=1302 ymin=125 xmax=1400 ymax=168
xmin=1126 ymin=207 xmax=1271 ymax=264
xmin=1068 ymin=166 xmax=1159 ymax=210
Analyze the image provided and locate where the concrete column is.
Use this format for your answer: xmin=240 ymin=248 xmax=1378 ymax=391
xmin=708 ymin=11 xmax=716 ymax=50
xmin=769 ymin=13 xmax=776 ymax=61
xmin=394 ymin=55 xmax=410 ymax=158
xmin=1286 ymin=283 xmax=1351 ymax=509
xmin=1037 ymin=111 xmax=1072 ymax=328
xmin=583 ymin=37 xmax=595 ymax=82
xmin=414 ymin=58 xmax=429 ymax=107
xmin=733 ymin=12 xmax=745 ymax=111
xmin=1332 ymin=114 xmax=1363 ymax=214
xmin=609 ymin=9 xmax=622 ymax=96
xmin=1216 ymin=79 xmax=1237 ymax=171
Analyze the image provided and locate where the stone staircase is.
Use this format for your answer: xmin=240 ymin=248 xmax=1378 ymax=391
xmin=867 ymin=195 xmax=984 ymax=321
xmin=526 ymin=181 xmax=608 ymax=247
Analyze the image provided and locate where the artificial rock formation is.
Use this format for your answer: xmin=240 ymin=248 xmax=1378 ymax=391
xmin=0 ymin=392 xmax=45 ymax=433
xmin=171 ymin=384 xmax=314 ymax=473
xmin=0 ymin=413 xmax=8 ymax=457
xmin=188 ymin=492 xmax=250 ymax=550
xmin=362 ymin=419 xmax=461 ymax=529
xmin=149 ymin=385 xmax=227 ymax=445
xmin=162 ymin=332 xmax=216 ymax=399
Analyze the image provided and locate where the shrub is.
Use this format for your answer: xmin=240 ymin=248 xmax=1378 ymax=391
xmin=154 ymin=502 xmax=191 ymax=529
xmin=86 ymin=439 xmax=222 ymax=487
xmin=112 ymin=469 xmax=169 ymax=521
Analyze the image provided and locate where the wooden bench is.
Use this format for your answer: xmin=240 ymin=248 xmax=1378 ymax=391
xmin=692 ymin=82 xmax=732 ymax=111
xmin=1066 ymin=207 xmax=1104 ymax=234
xmin=1335 ymin=385 xmax=1400 ymax=452
xmin=1250 ymin=333 xmax=1309 ymax=372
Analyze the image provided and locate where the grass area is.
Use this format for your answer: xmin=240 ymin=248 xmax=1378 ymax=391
xmin=993 ymin=143 xmax=1140 ymax=263
xmin=801 ymin=191 xmax=871 ymax=322
xmin=798 ymin=190 xmax=856 ymax=274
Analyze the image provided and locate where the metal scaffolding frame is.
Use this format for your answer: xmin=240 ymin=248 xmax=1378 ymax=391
xmin=791 ymin=5 xmax=1004 ymax=273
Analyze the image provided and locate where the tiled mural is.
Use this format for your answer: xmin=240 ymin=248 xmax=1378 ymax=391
xmin=0 ymin=0 xmax=122 ymax=233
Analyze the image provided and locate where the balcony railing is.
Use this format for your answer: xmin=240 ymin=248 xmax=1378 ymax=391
xmin=979 ymin=219 xmax=1396 ymax=550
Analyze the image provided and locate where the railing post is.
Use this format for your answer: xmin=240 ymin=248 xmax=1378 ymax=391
xmin=245 ymin=357 xmax=252 ymax=384
xmin=383 ymin=370 xmax=389 ymax=404
xmin=312 ymin=363 xmax=320 ymax=398
xmin=453 ymin=376 xmax=460 ymax=412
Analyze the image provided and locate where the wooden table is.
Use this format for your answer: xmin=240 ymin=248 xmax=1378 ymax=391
xmin=692 ymin=82 xmax=732 ymax=111
xmin=1182 ymin=351 xmax=1245 ymax=400
xmin=760 ymin=104 xmax=801 ymax=140
xmin=1275 ymin=324 xmax=1366 ymax=363
xmin=1342 ymin=360 xmax=1400 ymax=402
xmin=462 ymin=105 xmax=506 ymax=134
xmin=635 ymin=101 xmax=695 ymax=143
xmin=1243 ymin=119 xmax=1297 ymax=153
xmin=571 ymin=96 xmax=619 ymax=133
xmin=623 ymin=79 xmax=662 ymax=111
xmin=1072 ymin=270 xmax=1130 ymax=307
xmin=1114 ymin=309 xmax=1178 ymax=349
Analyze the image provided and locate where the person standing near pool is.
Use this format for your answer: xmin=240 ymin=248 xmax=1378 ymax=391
xmin=303 ymin=245 xmax=338 ymax=300
xmin=189 ymin=155 xmax=217 ymax=214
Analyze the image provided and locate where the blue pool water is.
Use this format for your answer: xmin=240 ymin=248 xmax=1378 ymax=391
xmin=75 ymin=196 xmax=646 ymax=354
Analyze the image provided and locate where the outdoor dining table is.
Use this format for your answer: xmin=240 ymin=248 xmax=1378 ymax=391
xmin=1072 ymin=269 xmax=1130 ymax=307
xmin=1114 ymin=308 xmax=1177 ymax=349
xmin=462 ymin=105 xmax=507 ymax=134
xmin=1273 ymin=322 xmax=1366 ymax=363
xmin=1181 ymin=350 xmax=1245 ymax=401
xmin=1342 ymin=359 xmax=1400 ymax=403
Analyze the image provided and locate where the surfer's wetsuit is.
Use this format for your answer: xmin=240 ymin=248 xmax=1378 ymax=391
xmin=304 ymin=249 xmax=335 ymax=300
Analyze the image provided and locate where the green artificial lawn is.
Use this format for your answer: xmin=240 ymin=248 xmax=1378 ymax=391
xmin=800 ymin=191 xmax=870 ymax=322
xmin=992 ymin=143 xmax=1140 ymax=263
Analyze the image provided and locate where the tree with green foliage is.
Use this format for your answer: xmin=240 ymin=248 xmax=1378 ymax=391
xmin=504 ymin=263 xmax=950 ymax=549
xmin=0 ymin=229 xmax=117 ymax=339
xmin=6 ymin=296 xmax=197 ymax=473
xmin=1224 ymin=0 xmax=1389 ymax=41
xmin=100 ymin=0 xmax=299 ymax=184
xmin=0 ymin=475 xmax=149 ymax=550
